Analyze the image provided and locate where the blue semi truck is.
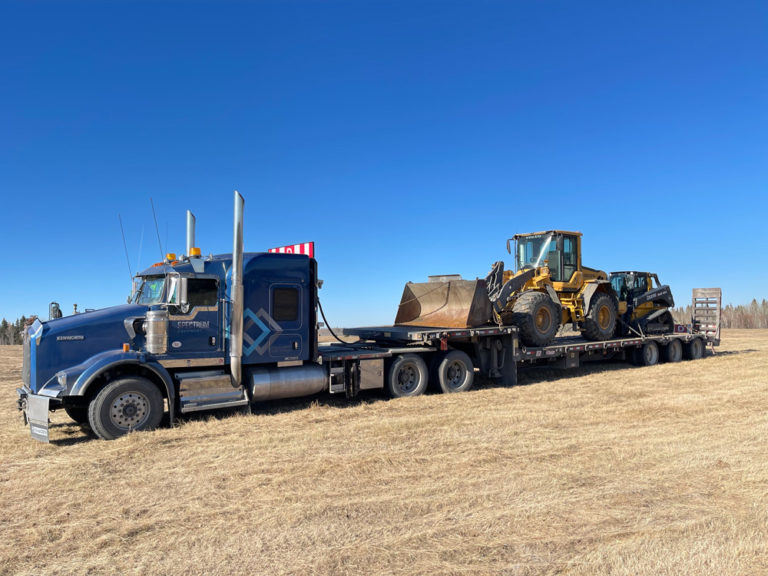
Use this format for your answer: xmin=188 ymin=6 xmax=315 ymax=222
xmin=17 ymin=192 xmax=522 ymax=441
xmin=16 ymin=192 xmax=719 ymax=442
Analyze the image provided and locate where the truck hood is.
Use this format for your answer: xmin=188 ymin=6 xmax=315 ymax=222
xmin=28 ymin=304 xmax=148 ymax=393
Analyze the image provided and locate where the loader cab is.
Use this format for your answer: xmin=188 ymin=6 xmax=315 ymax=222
xmin=508 ymin=231 xmax=582 ymax=284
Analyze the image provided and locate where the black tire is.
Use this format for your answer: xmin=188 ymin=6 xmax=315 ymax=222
xmin=510 ymin=291 xmax=561 ymax=347
xmin=435 ymin=350 xmax=474 ymax=393
xmin=386 ymin=354 xmax=428 ymax=398
xmin=581 ymin=292 xmax=617 ymax=341
xmin=663 ymin=339 xmax=683 ymax=363
xmin=63 ymin=401 xmax=90 ymax=425
xmin=684 ymin=337 xmax=705 ymax=360
xmin=88 ymin=377 xmax=164 ymax=440
xmin=633 ymin=341 xmax=659 ymax=366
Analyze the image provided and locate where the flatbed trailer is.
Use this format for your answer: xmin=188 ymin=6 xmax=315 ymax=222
xmin=336 ymin=288 xmax=720 ymax=396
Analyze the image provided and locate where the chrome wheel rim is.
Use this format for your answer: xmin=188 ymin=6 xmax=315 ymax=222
xmin=110 ymin=391 xmax=150 ymax=430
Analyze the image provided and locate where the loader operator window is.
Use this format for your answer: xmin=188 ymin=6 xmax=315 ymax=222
xmin=516 ymin=234 xmax=552 ymax=271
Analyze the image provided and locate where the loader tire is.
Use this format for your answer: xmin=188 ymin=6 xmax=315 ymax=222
xmin=581 ymin=292 xmax=617 ymax=341
xmin=510 ymin=291 xmax=561 ymax=347
xmin=88 ymin=377 xmax=164 ymax=440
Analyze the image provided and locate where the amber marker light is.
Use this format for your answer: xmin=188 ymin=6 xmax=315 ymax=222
xmin=122 ymin=343 xmax=130 ymax=353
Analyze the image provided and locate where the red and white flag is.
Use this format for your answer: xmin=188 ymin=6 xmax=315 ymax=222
xmin=268 ymin=242 xmax=314 ymax=258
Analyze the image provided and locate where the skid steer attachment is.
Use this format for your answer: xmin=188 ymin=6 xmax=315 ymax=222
xmin=395 ymin=275 xmax=492 ymax=328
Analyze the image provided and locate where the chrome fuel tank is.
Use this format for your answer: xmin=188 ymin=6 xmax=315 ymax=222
xmin=247 ymin=364 xmax=326 ymax=402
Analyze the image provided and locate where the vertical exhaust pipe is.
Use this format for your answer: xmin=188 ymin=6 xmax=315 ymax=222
xmin=230 ymin=191 xmax=245 ymax=388
xmin=186 ymin=210 xmax=196 ymax=257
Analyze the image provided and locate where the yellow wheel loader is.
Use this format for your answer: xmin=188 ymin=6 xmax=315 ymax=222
xmin=609 ymin=271 xmax=675 ymax=336
xmin=484 ymin=231 xmax=618 ymax=347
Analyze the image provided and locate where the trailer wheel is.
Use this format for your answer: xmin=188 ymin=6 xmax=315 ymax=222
xmin=436 ymin=351 xmax=474 ymax=393
xmin=684 ymin=337 xmax=705 ymax=360
xmin=663 ymin=339 xmax=683 ymax=363
xmin=581 ymin=292 xmax=617 ymax=341
xmin=633 ymin=341 xmax=659 ymax=366
xmin=386 ymin=354 xmax=428 ymax=398
xmin=88 ymin=377 xmax=164 ymax=440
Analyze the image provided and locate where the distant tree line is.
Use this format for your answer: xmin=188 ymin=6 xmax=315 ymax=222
xmin=0 ymin=317 xmax=30 ymax=345
xmin=672 ymin=299 xmax=768 ymax=329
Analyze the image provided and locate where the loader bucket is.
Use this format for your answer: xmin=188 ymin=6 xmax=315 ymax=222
xmin=394 ymin=277 xmax=492 ymax=328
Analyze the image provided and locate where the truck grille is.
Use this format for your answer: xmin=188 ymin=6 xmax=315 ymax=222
xmin=22 ymin=330 xmax=30 ymax=387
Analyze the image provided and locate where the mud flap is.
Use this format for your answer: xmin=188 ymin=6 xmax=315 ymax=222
xmin=26 ymin=395 xmax=50 ymax=443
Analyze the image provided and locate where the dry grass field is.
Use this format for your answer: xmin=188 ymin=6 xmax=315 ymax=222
xmin=1 ymin=329 xmax=767 ymax=575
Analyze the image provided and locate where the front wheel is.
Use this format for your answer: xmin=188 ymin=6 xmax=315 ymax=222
xmin=386 ymin=354 xmax=428 ymax=398
xmin=510 ymin=291 xmax=561 ymax=347
xmin=88 ymin=377 xmax=164 ymax=440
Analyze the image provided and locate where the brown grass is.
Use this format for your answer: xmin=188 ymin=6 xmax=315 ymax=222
xmin=1 ymin=330 xmax=767 ymax=575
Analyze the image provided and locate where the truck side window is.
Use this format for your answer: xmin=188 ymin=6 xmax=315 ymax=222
xmin=187 ymin=279 xmax=219 ymax=308
xmin=273 ymin=287 xmax=299 ymax=322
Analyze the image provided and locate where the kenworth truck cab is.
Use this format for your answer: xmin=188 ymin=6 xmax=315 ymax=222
xmin=17 ymin=193 xmax=324 ymax=441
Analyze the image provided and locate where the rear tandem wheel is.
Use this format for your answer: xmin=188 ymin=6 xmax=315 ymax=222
xmin=434 ymin=350 xmax=474 ymax=393
xmin=386 ymin=354 xmax=429 ymax=398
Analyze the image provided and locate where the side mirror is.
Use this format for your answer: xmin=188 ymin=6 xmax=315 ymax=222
xmin=179 ymin=277 xmax=189 ymax=312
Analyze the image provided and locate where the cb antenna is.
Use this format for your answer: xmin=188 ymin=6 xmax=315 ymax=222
xmin=150 ymin=197 xmax=164 ymax=261
xmin=118 ymin=214 xmax=133 ymax=282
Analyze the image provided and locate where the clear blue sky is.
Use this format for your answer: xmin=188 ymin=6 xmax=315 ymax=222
xmin=2 ymin=1 xmax=766 ymax=326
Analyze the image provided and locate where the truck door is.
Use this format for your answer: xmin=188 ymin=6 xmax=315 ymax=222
xmin=167 ymin=277 xmax=222 ymax=357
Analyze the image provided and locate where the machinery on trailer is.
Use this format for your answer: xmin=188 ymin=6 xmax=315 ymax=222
xmin=484 ymin=231 xmax=618 ymax=347
xmin=609 ymin=271 xmax=676 ymax=337
xmin=16 ymin=194 xmax=720 ymax=443
xmin=393 ymin=231 xmax=619 ymax=348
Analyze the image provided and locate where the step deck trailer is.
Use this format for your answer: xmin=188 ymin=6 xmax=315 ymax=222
xmin=339 ymin=288 xmax=721 ymax=393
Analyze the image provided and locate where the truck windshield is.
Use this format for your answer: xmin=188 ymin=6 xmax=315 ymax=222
xmin=134 ymin=276 xmax=166 ymax=305
xmin=515 ymin=233 xmax=553 ymax=271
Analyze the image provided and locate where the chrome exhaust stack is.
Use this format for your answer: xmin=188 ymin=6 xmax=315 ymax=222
xmin=230 ymin=191 xmax=245 ymax=388
xmin=186 ymin=210 xmax=196 ymax=257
